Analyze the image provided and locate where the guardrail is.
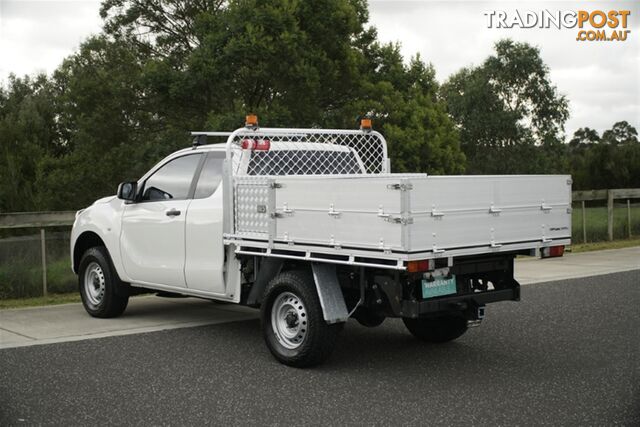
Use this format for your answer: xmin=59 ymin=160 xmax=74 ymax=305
xmin=572 ymin=188 xmax=640 ymax=242
xmin=0 ymin=211 xmax=76 ymax=229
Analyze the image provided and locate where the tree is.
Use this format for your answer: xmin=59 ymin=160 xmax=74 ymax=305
xmin=343 ymin=49 xmax=464 ymax=173
xmin=567 ymin=128 xmax=599 ymax=189
xmin=569 ymin=127 xmax=600 ymax=147
xmin=0 ymin=75 xmax=59 ymax=212
xmin=442 ymin=39 xmax=569 ymax=174
xmin=2 ymin=0 xmax=465 ymax=213
xmin=569 ymin=122 xmax=640 ymax=190
xmin=34 ymin=36 xmax=165 ymax=210
xmin=99 ymin=0 xmax=463 ymax=173
xmin=601 ymin=121 xmax=638 ymax=145
xmin=100 ymin=0 xmax=375 ymax=129
xmin=100 ymin=0 xmax=212 ymax=60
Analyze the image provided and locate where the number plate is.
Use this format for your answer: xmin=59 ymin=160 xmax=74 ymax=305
xmin=422 ymin=275 xmax=457 ymax=299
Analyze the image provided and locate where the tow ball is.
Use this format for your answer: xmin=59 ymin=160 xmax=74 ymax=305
xmin=467 ymin=306 xmax=485 ymax=328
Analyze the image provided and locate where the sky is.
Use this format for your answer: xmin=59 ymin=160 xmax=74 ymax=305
xmin=0 ymin=0 xmax=638 ymax=137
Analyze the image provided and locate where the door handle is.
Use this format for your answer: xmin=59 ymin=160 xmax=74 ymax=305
xmin=165 ymin=209 xmax=181 ymax=217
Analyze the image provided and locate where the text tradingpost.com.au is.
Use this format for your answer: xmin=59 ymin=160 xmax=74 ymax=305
xmin=484 ymin=9 xmax=631 ymax=42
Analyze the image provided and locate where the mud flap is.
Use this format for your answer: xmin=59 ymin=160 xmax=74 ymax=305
xmin=311 ymin=263 xmax=349 ymax=324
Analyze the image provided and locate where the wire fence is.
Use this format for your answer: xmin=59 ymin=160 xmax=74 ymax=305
xmin=0 ymin=230 xmax=75 ymax=299
xmin=572 ymin=188 xmax=640 ymax=242
xmin=571 ymin=201 xmax=640 ymax=243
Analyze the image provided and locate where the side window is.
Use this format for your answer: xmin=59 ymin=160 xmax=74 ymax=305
xmin=141 ymin=154 xmax=202 ymax=202
xmin=194 ymin=153 xmax=225 ymax=199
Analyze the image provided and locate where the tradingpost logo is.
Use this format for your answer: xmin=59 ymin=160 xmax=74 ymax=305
xmin=484 ymin=9 xmax=631 ymax=42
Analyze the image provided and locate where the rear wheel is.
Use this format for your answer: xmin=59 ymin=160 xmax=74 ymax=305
xmin=261 ymin=270 xmax=343 ymax=367
xmin=403 ymin=315 xmax=468 ymax=343
xmin=79 ymin=246 xmax=129 ymax=318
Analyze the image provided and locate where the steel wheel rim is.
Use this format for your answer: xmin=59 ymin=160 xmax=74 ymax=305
xmin=83 ymin=261 xmax=105 ymax=306
xmin=271 ymin=292 xmax=308 ymax=350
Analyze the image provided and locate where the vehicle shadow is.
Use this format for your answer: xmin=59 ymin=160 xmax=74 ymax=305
xmin=208 ymin=317 xmax=527 ymax=375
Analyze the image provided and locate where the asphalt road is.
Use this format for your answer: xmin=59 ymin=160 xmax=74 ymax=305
xmin=1 ymin=270 xmax=638 ymax=426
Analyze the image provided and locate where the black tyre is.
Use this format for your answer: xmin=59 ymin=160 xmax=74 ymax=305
xmin=261 ymin=270 xmax=343 ymax=367
xmin=78 ymin=246 xmax=129 ymax=318
xmin=354 ymin=307 xmax=385 ymax=328
xmin=402 ymin=315 xmax=468 ymax=343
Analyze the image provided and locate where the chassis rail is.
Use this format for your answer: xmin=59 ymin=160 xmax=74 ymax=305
xmin=227 ymin=236 xmax=571 ymax=270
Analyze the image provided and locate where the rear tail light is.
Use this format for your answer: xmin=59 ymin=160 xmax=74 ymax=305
xmin=541 ymin=245 xmax=565 ymax=258
xmin=406 ymin=259 xmax=434 ymax=273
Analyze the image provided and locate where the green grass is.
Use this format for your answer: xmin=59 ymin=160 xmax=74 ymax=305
xmin=46 ymin=258 xmax=77 ymax=294
xmin=0 ymin=293 xmax=81 ymax=309
xmin=572 ymin=204 xmax=640 ymax=242
xmin=569 ymin=238 xmax=640 ymax=253
xmin=0 ymin=257 xmax=76 ymax=299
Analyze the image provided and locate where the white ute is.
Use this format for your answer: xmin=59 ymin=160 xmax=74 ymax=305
xmin=71 ymin=117 xmax=572 ymax=367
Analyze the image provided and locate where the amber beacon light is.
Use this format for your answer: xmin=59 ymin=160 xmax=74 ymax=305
xmin=360 ymin=117 xmax=372 ymax=131
xmin=245 ymin=114 xmax=259 ymax=128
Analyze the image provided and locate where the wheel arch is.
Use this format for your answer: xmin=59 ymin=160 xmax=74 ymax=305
xmin=247 ymin=257 xmax=348 ymax=324
xmin=72 ymin=231 xmax=106 ymax=273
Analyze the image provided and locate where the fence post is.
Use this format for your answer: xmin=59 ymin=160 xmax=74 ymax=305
xmin=607 ymin=190 xmax=614 ymax=241
xmin=40 ymin=228 xmax=47 ymax=296
xmin=627 ymin=199 xmax=631 ymax=238
xmin=581 ymin=201 xmax=587 ymax=243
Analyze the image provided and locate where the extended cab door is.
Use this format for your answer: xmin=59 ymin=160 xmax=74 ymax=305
xmin=184 ymin=151 xmax=226 ymax=294
xmin=121 ymin=153 xmax=203 ymax=287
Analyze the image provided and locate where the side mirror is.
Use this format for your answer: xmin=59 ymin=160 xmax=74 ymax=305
xmin=117 ymin=181 xmax=138 ymax=202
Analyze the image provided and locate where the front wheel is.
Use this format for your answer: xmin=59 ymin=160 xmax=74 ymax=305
xmin=403 ymin=315 xmax=468 ymax=343
xmin=261 ymin=271 xmax=343 ymax=367
xmin=79 ymin=246 xmax=129 ymax=318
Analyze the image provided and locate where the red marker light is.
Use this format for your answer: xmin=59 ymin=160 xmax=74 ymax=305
xmin=241 ymin=139 xmax=255 ymax=150
xmin=241 ymin=138 xmax=270 ymax=151
xmin=254 ymin=138 xmax=270 ymax=151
